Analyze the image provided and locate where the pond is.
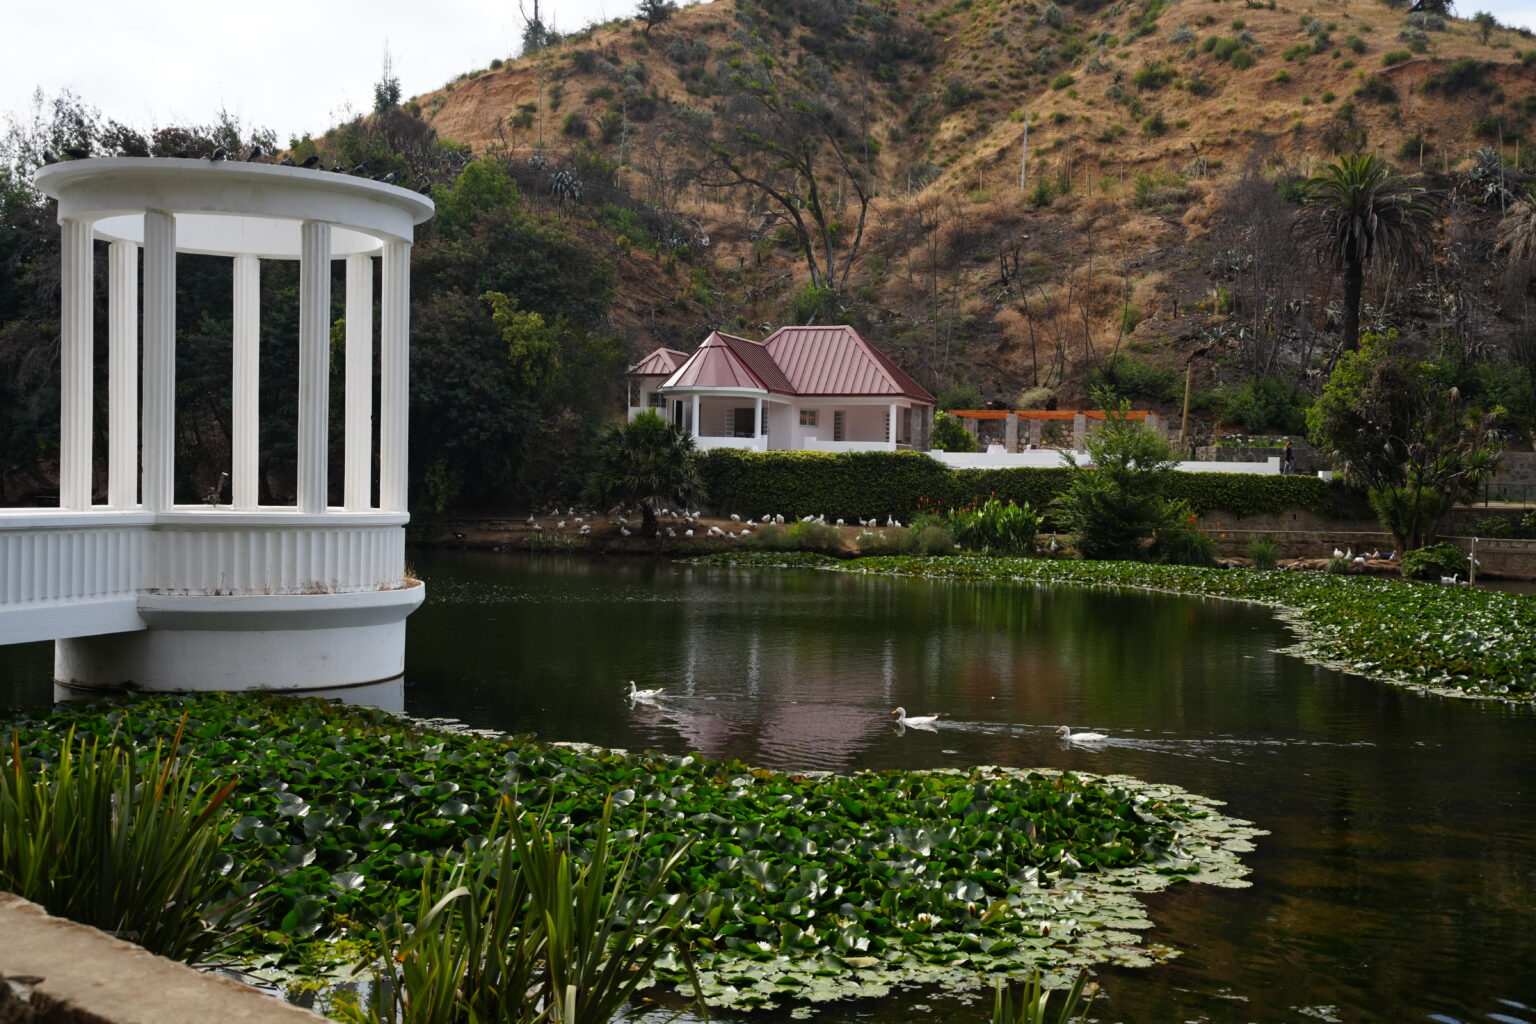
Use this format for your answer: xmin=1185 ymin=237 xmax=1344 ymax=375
xmin=2 ymin=550 xmax=1534 ymax=1023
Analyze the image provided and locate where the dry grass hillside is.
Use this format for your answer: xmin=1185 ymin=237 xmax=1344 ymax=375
xmin=400 ymin=0 xmax=1536 ymax=421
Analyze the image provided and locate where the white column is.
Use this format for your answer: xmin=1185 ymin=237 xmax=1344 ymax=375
xmin=753 ymin=397 xmax=762 ymax=439
xmin=59 ymin=218 xmax=94 ymax=509
xmin=692 ymin=394 xmax=701 ymax=439
xmin=298 ymin=222 xmax=332 ymax=514
xmin=344 ymin=253 xmax=374 ymax=509
xmin=888 ymin=402 xmax=897 ymax=446
xmin=232 ymin=254 xmax=260 ymax=509
xmin=107 ymin=240 xmax=138 ymax=508
xmin=141 ymin=211 xmax=176 ymax=512
xmin=379 ymin=240 xmax=411 ymax=513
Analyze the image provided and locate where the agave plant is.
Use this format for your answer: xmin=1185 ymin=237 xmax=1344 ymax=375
xmin=353 ymin=797 xmax=698 ymax=1024
xmin=0 ymin=719 xmax=240 ymax=960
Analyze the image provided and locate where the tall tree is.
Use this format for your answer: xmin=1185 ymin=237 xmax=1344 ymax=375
xmin=1307 ymin=332 xmax=1502 ymax=551
xmin=675 ymin=50 xmax=874 ymax=301
xmin=1294 ymin=154 xmax=1438 ymax=352
xmin=637 ymin=0 xmax=679 ymax=37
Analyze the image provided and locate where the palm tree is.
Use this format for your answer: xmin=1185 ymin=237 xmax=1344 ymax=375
xmin=1496 ymin=199 xmax=1536 ymax=264
xmin=1295 ymin=154 xmax=1439 ymax=351
xmin=582 ymin=411 xmax=705 ymax=536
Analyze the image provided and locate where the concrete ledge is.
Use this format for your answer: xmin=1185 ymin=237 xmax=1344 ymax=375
xmin=0 ymin=894 xmax=325 ymax=1024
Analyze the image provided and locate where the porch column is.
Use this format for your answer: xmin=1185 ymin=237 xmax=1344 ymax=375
xmin=344 ymin=252 xmax=374 ymax=509
xmin=232 ymin=254 xmax=260 ymax=508
xmin=107 ymin=240 xmax=138 ymax=509
xmin=141 ymin=211 xmax=176 ymax=512
xmin=297 ymin=221 xmax=331 ymax=514
xmin=753 ymin=397 xmax=763 ymax=444
xmin=1073 ymin=412 xmax=1087 ymax=450
xmin=692 ymin=394 xmax=701 ymax=440
xmin=380 ymin=240 xmax=411 ymax=513
xmin=1004 ymin=412 xmax=1018 ymax=452
xmin=888 ymin=402 xmax=897 ymax=447
xmin=1029 ymin=419 xmax=1042 ymax=447
xmin=59 ymin=217 xmax=94 ymax=509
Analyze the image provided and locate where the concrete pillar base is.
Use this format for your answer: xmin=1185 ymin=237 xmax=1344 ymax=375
xmin=54 ymin=583 xmax=424 ymax=692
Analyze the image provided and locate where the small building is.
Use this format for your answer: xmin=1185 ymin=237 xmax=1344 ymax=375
xmin=628 ymin=326 xmax=935 ymax=452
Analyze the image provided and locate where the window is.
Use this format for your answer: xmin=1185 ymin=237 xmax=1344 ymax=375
xmin=648 ymin=392 xmax=666 ymax=408
xmin=833 ymin=410 xmax=845 ymax=442
xmin=799 ymin=409 xmax=818 ymax=427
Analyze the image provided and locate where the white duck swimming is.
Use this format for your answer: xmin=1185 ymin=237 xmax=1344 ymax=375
xmin=627 ymin=680 xmax=664 ymax=701
xmin=1056 ymin=725 xmax=1107 ymax=743
xmin=890 ymin=707 xmax=946 ymax=726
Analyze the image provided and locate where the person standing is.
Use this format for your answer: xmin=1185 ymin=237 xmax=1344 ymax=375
xmin=1281 ymin=439 xmax=1294 ymax=475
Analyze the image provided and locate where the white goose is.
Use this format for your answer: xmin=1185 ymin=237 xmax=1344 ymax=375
xmin=627 ymin=680 xmax=664 ymax=701
xmin=1056 ymin=725 xmax=1108 ymax=743
xmin=890 ymin=707 xmax=946 ymax=726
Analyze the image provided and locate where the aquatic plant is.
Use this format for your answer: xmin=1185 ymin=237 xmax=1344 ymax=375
xmin=696 ymin=552 xmax=1536 ymax=701
xmin=992 ymin=969 xmax=1095 ymax=1023
xmin=0 ymin=695 xmax=1263 ymax=1009
xmin=1248 ymin=535 xmax=1280 ymax=570
xmin=0 ymin=721 xmax=241 ymax=960
xmin=950 ymin=496 xmax=1041 ymax=556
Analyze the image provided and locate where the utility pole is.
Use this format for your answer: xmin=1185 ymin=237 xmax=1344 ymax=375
xmin=1019 ymin=113 xmax=1029 ymax=190
xmin=1180 ymin=359 xmax=1194 ymax=456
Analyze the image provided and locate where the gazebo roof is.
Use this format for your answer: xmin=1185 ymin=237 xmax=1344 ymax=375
xmin=33 ymin=158 xmax=434 ymax=258
xmin=661 ymin=332 xmax=794 ymax=394
xmin=763 ymin=326 xmax=935 ymax=402
xmin=628 ymin=347 xmax=689 ymax=376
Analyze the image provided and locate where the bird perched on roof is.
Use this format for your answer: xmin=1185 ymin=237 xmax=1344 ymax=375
xmin=300 ymin=154 xmax=321 ymax=168
xmin=42 ymin=150 xmax=59 ymax=164
xmin=208 ymin=146 xmax=227 ymax=162
xmin=63 ymin=145 xmax=91 ymax=160
xmin=417 ymin=182 xmax=432 ymax=195
xmin=379 ymin=171 xmax=396 ymax=184
xmin=279 ymin=156 xmax=296 ymax=166
xmin=245 ymin=145 xmax=264 ymax=162
xmin=351 ymin=162 xmax=369 ymax=176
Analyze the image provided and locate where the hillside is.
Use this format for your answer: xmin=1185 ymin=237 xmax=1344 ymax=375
xmin=396 ymin=0 xmax=1536 ymax=426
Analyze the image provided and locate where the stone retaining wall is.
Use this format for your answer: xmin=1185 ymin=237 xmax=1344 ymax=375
xmin=0 ymin=894 xmax=324 ymax=1024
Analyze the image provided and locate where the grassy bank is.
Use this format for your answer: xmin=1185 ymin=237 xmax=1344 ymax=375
xmin=0 ymin=694 xmax=1261 ymax=1011
xmin=693 ymin=553 xmax=1536 ymax=702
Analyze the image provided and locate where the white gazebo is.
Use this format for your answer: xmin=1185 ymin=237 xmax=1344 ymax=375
xmin=0 ymin=158 xmax=434 ymax=692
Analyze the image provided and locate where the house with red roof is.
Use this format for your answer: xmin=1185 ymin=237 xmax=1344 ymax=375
xmin=627 ymin=326 xmax=936 ymax=452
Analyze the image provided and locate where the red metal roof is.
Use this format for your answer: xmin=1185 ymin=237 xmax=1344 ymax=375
xmin=662 ymin=332 xmax=787 ymax=393
xmin=762 ymin=326 xmax=935 ymax=402
xmin=627 ymin=347 xmax=688 ymax=376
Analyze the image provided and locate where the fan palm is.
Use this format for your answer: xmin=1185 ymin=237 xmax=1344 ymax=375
xmin=1295 ymin=154 xmax=1439 ymax=351
xmin=583 ymin=410 xmax=705 ymax=536
xmin=1496 ymin=199 xmax=1536 ymax=265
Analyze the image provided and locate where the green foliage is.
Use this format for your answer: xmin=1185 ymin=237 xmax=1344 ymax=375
xmin=582 ymin=412 xmax=705 ymax=535
xmin=1248 ymin=535 xmax=1280 ymax=569
xmin=697 ymin=449 xmax=1344 ymax=523
xmin=1218 ymin=376 xmax=1310 ymax=433
xmin=0 ymin=723 xmax=240 ymax=960
xmin=1421 ymin=58 xmax=1495 ymax=96
xmin=1086 ymin=354 xmax=1177 ymax=402
xmin=1051 ymin=72 xmax=1076 ymax=90
xmin=1055 ymin=394 xmax=1179 ymax=561
xmin=2 ymin=695 xmax=1259 ymax=1005
xmin=1229 ymin=48 xmax=1256 ymax=70
xmin=1355 ymin=74 xmax=1398 ymax=102
xmin=1132 ymin=61 xmax=1176 ymax=89
xmin=351 ymin=800 xmax=697 ymax=1024
xmin=750 ymin=519 xmax=846 ymax=554
xmin=1309 ymin=333 xmax=1502 ymax=549
xmin=1151 ymin=500 xmax=1218 ymax=566
xmin=1325 ymin=555 xmax=1351 ymax=574
xmin=992 ymin=971 xmax=1094 ymax=1024
xmin=907 ymin=521 xmax=958 ymax=554
xmin=792 ymin=282 xmax=837 ymax=323
xmin=1471 ymin=514 xmax=1515 ymax=538
xmin=950 ymin=497 xmax=1042 ymax=555
xmin=930 ymin=411 xmax=981 ymax=452
xmin=1382 ymin=49 xmax=1413 ymax=65
xmin=1399 ymin=542 xmax=1469 ymax=580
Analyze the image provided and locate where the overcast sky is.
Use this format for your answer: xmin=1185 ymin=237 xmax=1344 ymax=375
xmin=7 ymin=0 xmax=1536 ymax=147
xmin=4 ymin=0 xmax=643 ymax=145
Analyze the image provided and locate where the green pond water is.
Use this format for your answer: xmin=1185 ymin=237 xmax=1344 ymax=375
xmin=2 ymin=549 xmax=1534 ymax=1023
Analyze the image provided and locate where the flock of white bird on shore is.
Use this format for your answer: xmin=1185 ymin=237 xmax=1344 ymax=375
xmin=519 ymin=506 xmax=906 ymax=540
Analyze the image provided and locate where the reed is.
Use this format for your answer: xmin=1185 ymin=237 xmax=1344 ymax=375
xmin=992 ymin=970 xmax=1095 ymax=1024
xmin=0 ymin=717 xmax=239 ymax=960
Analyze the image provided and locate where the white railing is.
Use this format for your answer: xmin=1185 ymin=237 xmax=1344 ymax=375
xmin=694 ymin=435 xmax=768 ymax=451
xmin=805 ymin=439 xmax=897 ymax=453
xmin=145 ymin=518 xmax=405 ymax=595
xmin=0 ymin=512 xmax=148 ymax=607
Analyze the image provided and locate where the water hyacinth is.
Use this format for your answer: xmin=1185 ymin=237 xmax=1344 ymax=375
xmin=695 ymin=552 xmax=1536 ymax=701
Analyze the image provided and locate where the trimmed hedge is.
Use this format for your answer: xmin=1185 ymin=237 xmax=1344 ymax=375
xmin=696 ymin=450 xmax=1358 ymax=522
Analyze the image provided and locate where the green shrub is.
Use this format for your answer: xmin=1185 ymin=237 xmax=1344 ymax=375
xmin=1382 ymin=49 xmax=1412 ymax=65
xmin=1522 ymin=508 xmax=1536 ymax=534
xmin=1325 ymin=555 xmax=1351 ymax=574
xmin=1087 ymin=353 xmax=1178 ymax=402
xmin=854 ymin=530 xmax=904 ymax=555
xmin=1400 ymin=542 xmax=1470 ymax=580
xmin=1211 ymin=37 xmax=1239 ymax=59
xmin=750 ymin=520 xmax=845 ymax=554
xmin=1355 ymin=75 xmax=1398 ymax=102
xmin=561 ymin=112 xmax=588 ymax=137
xmin=950 ymin=497 xmax=1042 ymax=555
xmin=1132 ymin=61 xmax=1177 ymax=89
xmin=1472 ymin=514 xmax=1515 ymax=538
xmin=1056 ymin=395 xmax=1179 ymax=561
xmin=1151 ymin=502 xmax=1217 ymax=566
xmin=1422 ymin=57 xmax=1495 ymax=95
xmin=1229 ymin=48 xmax=1256 ymax=70
xmin=1248 ymin=534 xmax=1280 ymax=569
xmin=1274 ymin=69 xmax=1293 ymax=83
xmin=1051 ymin=72 xmax=1076 ymax=90
xmin=930 ymin=411 xmax=981 ymax=452
xmin=1219 ymin=376 xmax=1310 ymax=433
xmin=906 ymin=522 xmax=957 ymax=554
xmin=694 ymin=449 xmax=1346 ymax=523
